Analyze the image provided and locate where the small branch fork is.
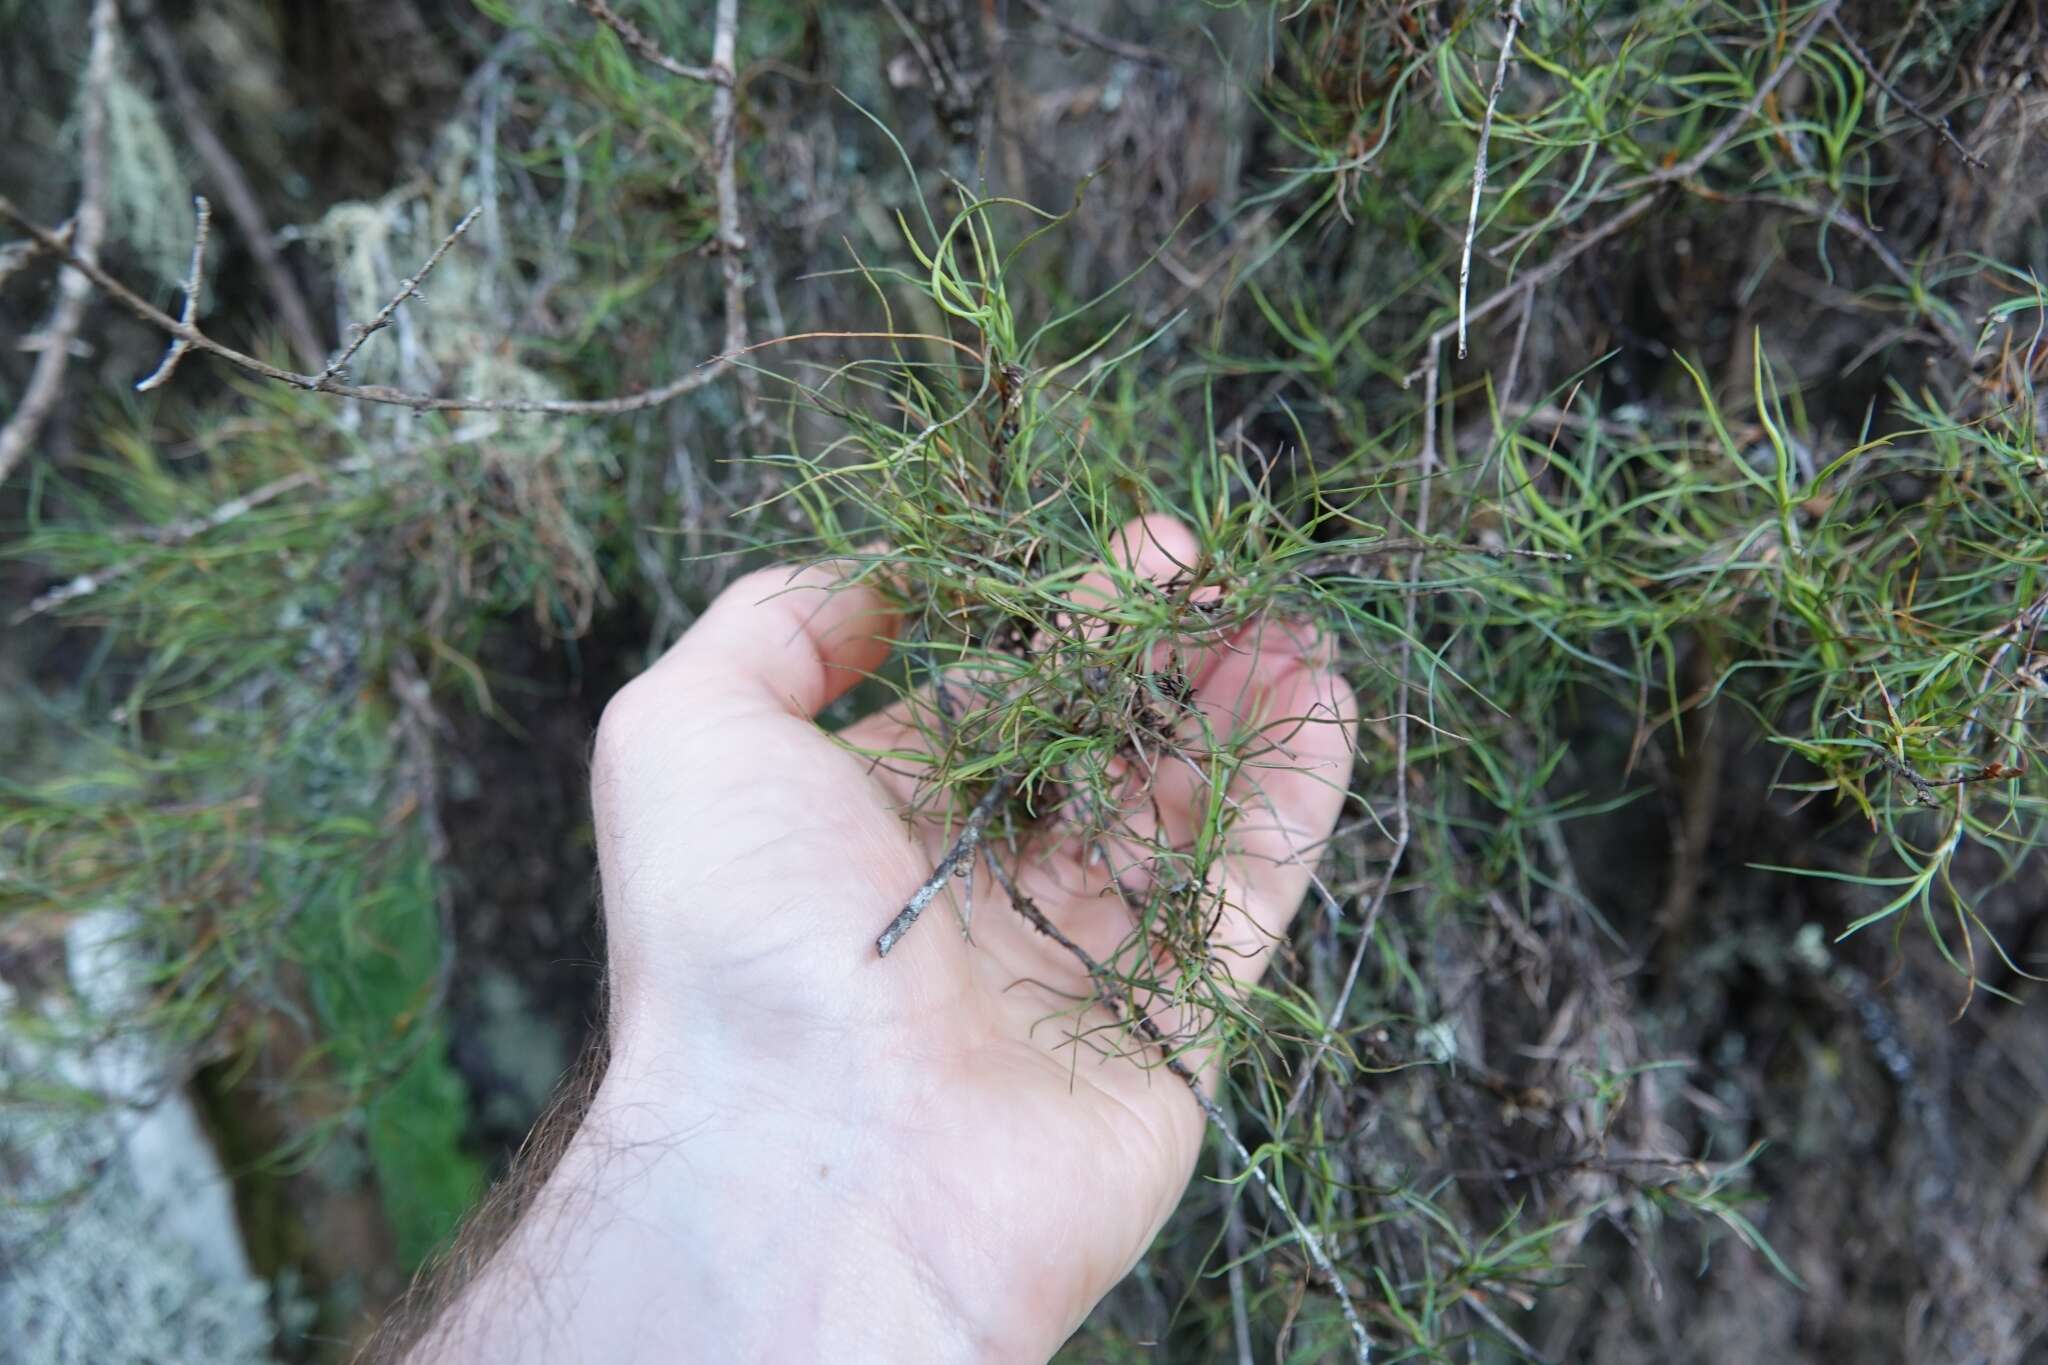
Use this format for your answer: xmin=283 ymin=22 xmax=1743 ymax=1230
xmin=983 ymin=851 xmax=1374 ymax=1363
xmin=1718 ymin=190 xmax=1975 ymax=360
xmin=0 ymin=220 xmax=70 ymax=293
xmin=136 ymin=196 xmax=211 ymax=392
xmin=573 ymin=0 xmax=761 ymax=439
xmin=126 ymin=0 xmax=324 ymax=369
xmin=1880 ymin=752 xmax=2023 ymax=807
xmin=314 ymin=206 xmax=481 ymax=387
xmin=874 ymin=774 xmax=1017 ymax=956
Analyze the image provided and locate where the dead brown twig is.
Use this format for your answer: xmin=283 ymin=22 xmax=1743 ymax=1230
xmin=874 ymin=774 xmax=1017 ymax=955
xmin=0 ymin=0 xmax=118 ymax=489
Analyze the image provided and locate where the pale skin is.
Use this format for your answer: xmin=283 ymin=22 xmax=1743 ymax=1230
xmin=410 ymin=516 xmax=1357 ymax=1363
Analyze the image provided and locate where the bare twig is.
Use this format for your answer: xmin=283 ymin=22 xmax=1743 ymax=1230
xmin=1224 ymin=1177 xmax=1256 ymax=1365
xmin=1876 ymin=752 xmax=1989 ymax=807
xmin=988 ymin=853 xmax=1373 ymax=1362
xmin=566 ymin=0 xmax=758 ymax=440
xmin=1458 ymin=0 xmax=1524 ymax=360
xmin=875 ymin=774 xmax=1017 ymax=956
xmin=314 ymin=207 xmax=482 ymax=387
xmin=1962 ymin=587 xmax=2048 ymax=753
xmin=1279 ymin=814 xmax=1406 ymax=1126
xmin=1407 ymin=194 xmax=1659 ymax=392
xmin=1827 ymin=15 xmax=1985 ymax=170
xmin=1499 ymin=285 xmax=1535 ymax=402
xmin=9 ymin=459 xmax=363 ymax=624
xmin=1405 ymin=3 xmax=1843 ymax=395
xmin=1459 ymin=1287 xmax=1555 ymax=1364
xmin=0 ymin=0 xmax=118 ymax=488
xmin=710 ymin=0 xmax=764 ymax=443
xmin=570 ymin=0 xmax=721 ymax=84
xmin=125 ymin=0 xmax=324 ymax=369
xmin=0 ymin=197 xmax=734 ymax=414
xmin=136 ymin=196 xmax=211 ymax=392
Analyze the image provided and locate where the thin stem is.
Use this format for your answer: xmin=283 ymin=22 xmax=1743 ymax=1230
xmin=875 ymin=774 xmax=1017 ymax=956
xmin=1458 ymin=0 xmax=1523 ymax=359
xmin=137 ymin=196 xmax=212 ymax=392
xmin=0 ymin=0 xmax=118 ymax=488
xmin=313 ymin=207 xmax=482 ymax=387
xmin=571 ymin=0 xmax=721 ymax=84
xmin=0 ymin=197 xmax=735 ymax=416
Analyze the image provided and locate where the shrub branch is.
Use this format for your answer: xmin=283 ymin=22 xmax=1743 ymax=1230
xmin=0 ymin=0 xmax=118 ymax=489
xmin=1458 ymin=0 xmax=1523 ymax=360
xmin=0 ymin=197 xmax=735 ymax=414
xmin=314 ymin=206 xmax=481 ymax=387
xmin=136 ymin=196 xmax=211 ymax=393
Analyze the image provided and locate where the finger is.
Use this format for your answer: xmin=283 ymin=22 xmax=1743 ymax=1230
xmin=1067 ymin=513 xmax=1201 ymax=621
xmin=1060 ymin=514 xmax=1238 ymax=681
xmin=644 ymin=562 xmax=902 ymax=721
xmin=1197 ymin=624 xmax=1357 ymax=990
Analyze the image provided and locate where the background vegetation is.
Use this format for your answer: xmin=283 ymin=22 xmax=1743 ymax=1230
xmin=4 ymin=0 xmax=2045 ymax=1360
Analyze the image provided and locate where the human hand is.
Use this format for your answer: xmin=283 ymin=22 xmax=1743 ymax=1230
xmin=420 ymin=516 xmax=1356 ymax=1363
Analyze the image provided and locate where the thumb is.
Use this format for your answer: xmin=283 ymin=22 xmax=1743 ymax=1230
xmin=647 ymin=562 xmax=902 ymax=720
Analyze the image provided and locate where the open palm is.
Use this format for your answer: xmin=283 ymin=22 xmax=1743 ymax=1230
xmin=437 ymin=518 xmax=1354 ymax=1363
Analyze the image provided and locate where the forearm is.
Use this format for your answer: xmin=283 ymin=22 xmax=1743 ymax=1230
xmin=407 ymin=1061 xmax=1006 ymax=1365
